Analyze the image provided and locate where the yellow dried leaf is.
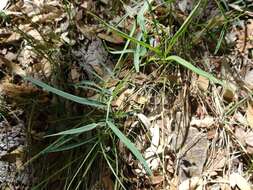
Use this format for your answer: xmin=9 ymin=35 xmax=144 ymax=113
xmin=197 ymin=75 xmax=209 ymax=91
xmin=136 ymin=96 xmax=148 ymax=105
xmin=223 ymin=83 xmax=237 ymax=102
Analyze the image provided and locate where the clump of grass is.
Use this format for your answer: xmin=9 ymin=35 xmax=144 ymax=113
xmin=3 ymin=0 xmax=248 ymax=189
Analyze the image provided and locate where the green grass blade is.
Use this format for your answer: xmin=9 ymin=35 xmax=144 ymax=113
xmin=107 ymin=121 xmax=152 ymax=176
xmin=214 ymin=25 xmax=226 ymax=54
xmin=24 ymin=77 xmax=106 ymax=109
xmin=47 ymin=138 xmax=96 ymax=153
xmin=137 ymin=0 xmax=153 ymax=34
xmin=114 ymin=22 xmax=136 ymax=71
xmin=88 ymin=11 xmax=161 ymax=56
xmin=45 ymin=123 xmax=102 ymax=137
xmin=166 ymin=0 xmax=202 ymax=54
xmin=166 ymin=55 xmax=224 ymax=85
xmin=100 ymin=142 xmax=127 ymax=190
xmin=67 ymin=143 xmax=98 ymax=190
xmin=133 ymin=33 xmax=143 ymax=72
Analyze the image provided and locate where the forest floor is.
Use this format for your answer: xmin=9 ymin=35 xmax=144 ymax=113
xmin=0 ymin=0 xmax=253 ymax=189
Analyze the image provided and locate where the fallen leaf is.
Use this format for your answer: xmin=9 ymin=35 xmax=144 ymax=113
xmin=136 ymin=96 xmax=148 ymax=105
xmin=245 ymin=132 xmax=253 ymax=147
xmin=206 ymin=150 xmax=226 ymax=173
xmin=190 ymin=116 xmax=215 ymax=128
xmin=223 ymin=83 xmax=237 ymax=102
xmin=0 ymin=55 xmax=26 ymax=76
xmin=150 ymin=175 xmax=163 ymax=185
xmin=98 ymin=32 xmax=124 ymax=44
xmin=0 ymin=0 xmax=8 ymax=10
xmin=235 ymin=127 xmax=247 ymax=146
xmin=70 ymin=67 xmax=80 ymax=82
xmin=197 ymin=75 xmax=209 ymax=91
xmin=246 ymin=103 xmax=253 ymax=128
xmin=112 ymin=88 xmax=134 ymax=108
xmin=170 ymin=177 xmax=179 ymax=190
xmin=179 ymin=177 xmax=203 ymax=190
xmin=229 ymin=172 xmax=251 ymax=190
xmin=245 ymin=70 xmax=253 ymax=89
xmin=137 ymin=113 xmax=151 ymax=128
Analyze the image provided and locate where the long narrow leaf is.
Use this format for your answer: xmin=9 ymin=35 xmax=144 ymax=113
xmin=166 ymin=0 xmax=202 ymax=54
xmin=24 ymin=77 xmax=106 ymax=109
xmin=166 ymin=55 xmax=224 ymax=85
xmin=107 ymin=121 xmax=152 ymax=176
xmin=88 ymin=11 xmax=161 ymax=56
xmin=45 ymin=123 xmax=101 ymax=137
xmin=46 ymin=138 xmax=96 ymax=153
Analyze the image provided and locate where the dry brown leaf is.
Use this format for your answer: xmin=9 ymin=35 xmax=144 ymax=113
xmin=150 ymin=175 xmax=164 ymax=185
xmin=132 ymin=72 xmax=149 ymax=85
xmin=229 ymin=172 xmax=251 ymax=190
xmin=32 ymin=10 xmax=62 ymax=23
xmin=197 ymin=75 xmax=209 ymax=91
xmin=170 ymin=177 xmax=179 ymax=190
xmin=98 ymin=32 xmax=124 ymax=44
xmin=111 ymin=88 xmax=134 ymax=108
xmin=206 ymin=150 xmax=226 ymax=174
xmin=70 ymin=68 xmax=80 ymax=82
xmin=246 ymin=103 xmax=253 ymax=128
xmin=76 ymin=22 xmax=97 ymax=39
xmin=233 ymin=19 xmax=253 ymax=54
xmin=0 ymin=55 xmax=26 ymax=76
xmin=101 ymin=175 xmax=114 ymax=190
xmin=223 ymin=83 xmax=237 ymax=102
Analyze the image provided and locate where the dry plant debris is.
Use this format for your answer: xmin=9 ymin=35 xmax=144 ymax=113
xmin=0 ymin=0 xmax=253 ymax=189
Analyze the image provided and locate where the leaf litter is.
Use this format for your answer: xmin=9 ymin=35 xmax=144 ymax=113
xmin=0 ymin=0 xmax=253 ymax=189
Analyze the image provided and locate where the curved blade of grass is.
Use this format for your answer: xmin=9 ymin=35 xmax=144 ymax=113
xmin=67 ymin=143 xmax=98 ymax=190
xmin=107 ymin=121 xmax=152 ymax=176
xmin=88 ymin=11 xmax=161 ymax=56
xmin=137 ymin=0 xmax=154 ymax=34
xmin=134 ymin=33 xmax=143 ymax=72
xmin=100 ymin=142 xmax=127 ymax=190
xmin=24 ymin=77 xmax=106 ymax=109
xmin=45 ymin=123 xmax=102 ymax=137
xmin=166 ymin=55 xmax=224 ymax=86
xmin=166 ymin=0 xmax=202 ymax=54
xmin=214 ymin=24 xmax=226 ymax=54
xmin=75 ymin=80 xmax=111 ymax=95
xmin=46 ymin=137 xmax=96 ymax=153
xmin=114 ymin=22 xmax=136 ymax=71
